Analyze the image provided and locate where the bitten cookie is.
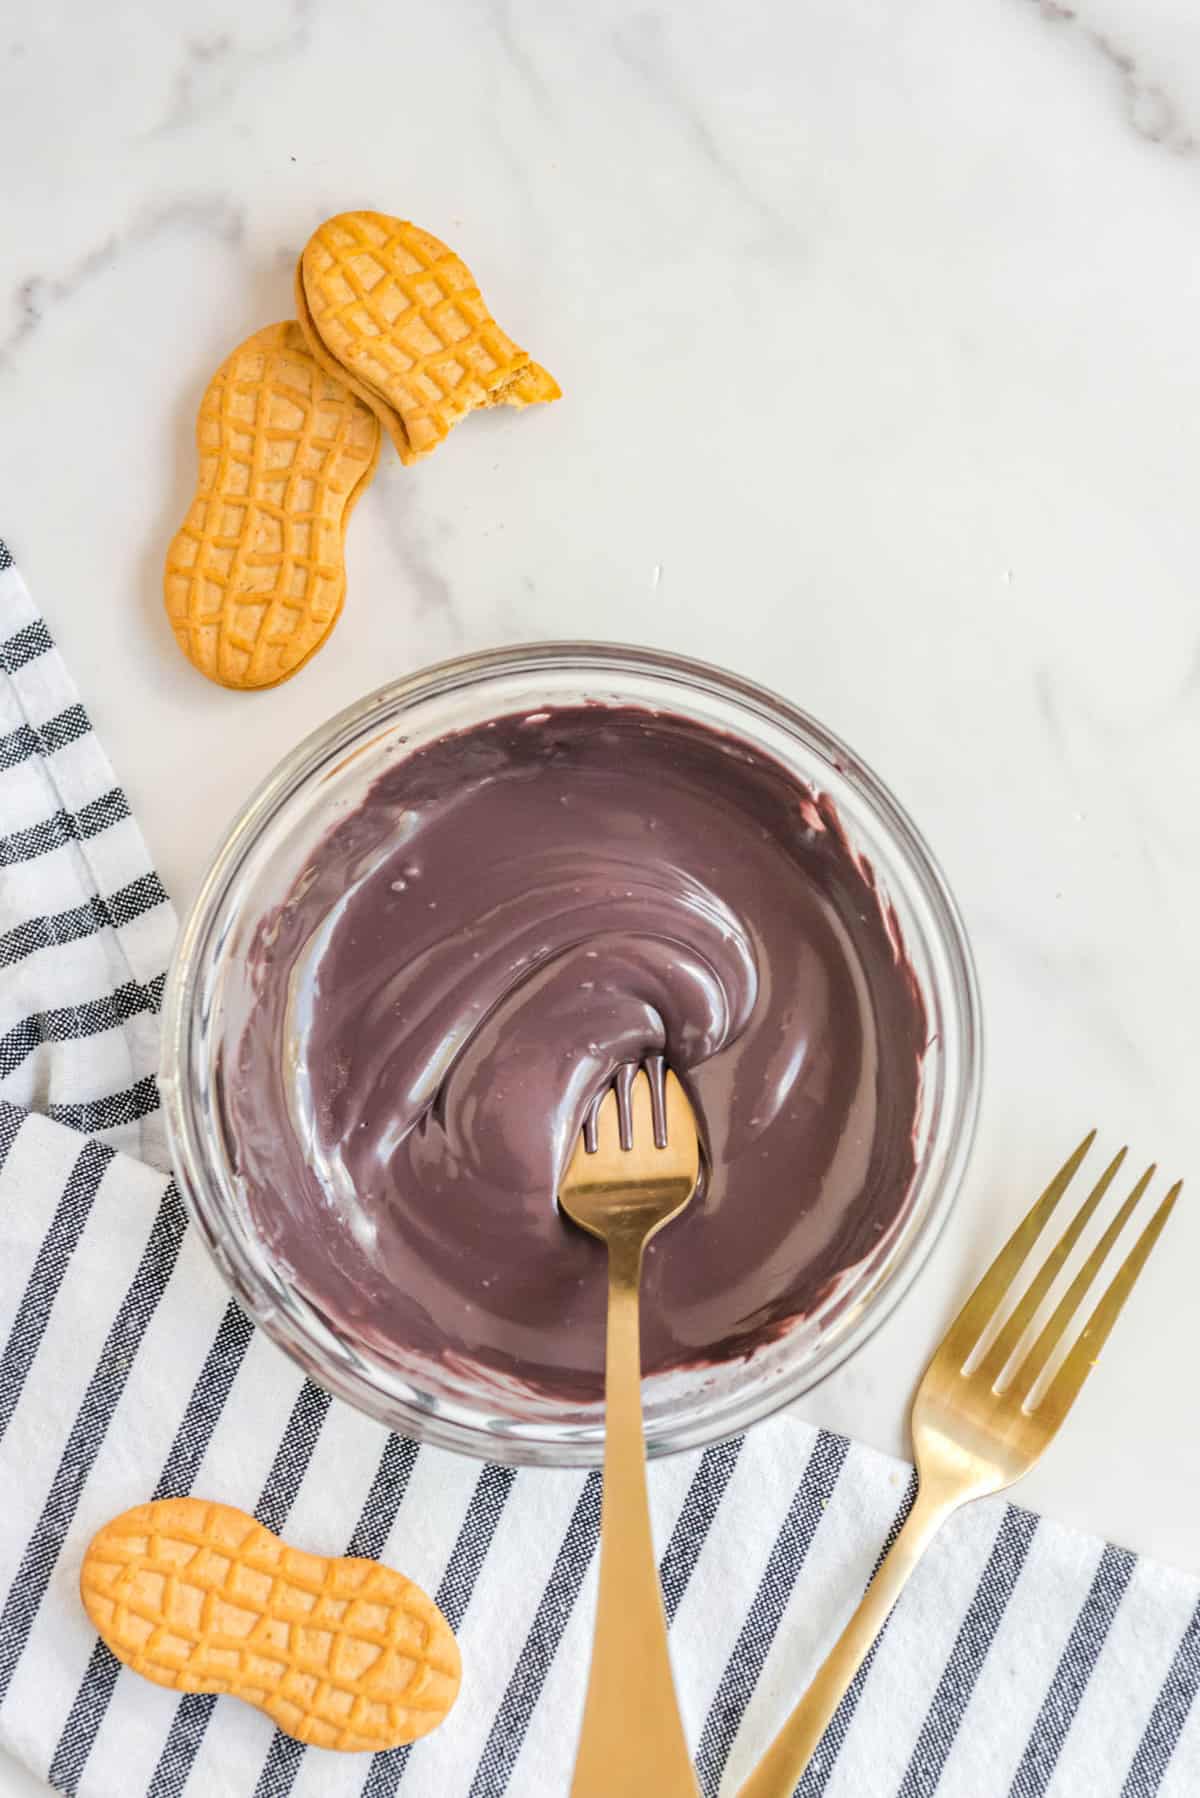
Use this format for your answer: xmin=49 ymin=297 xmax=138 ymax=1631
xmin=297 ymin=210 xmax=560 ymax=465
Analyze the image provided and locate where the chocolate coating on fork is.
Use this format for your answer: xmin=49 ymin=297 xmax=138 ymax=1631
xmin=584 ymin=1056 xmax=668 ymax=1154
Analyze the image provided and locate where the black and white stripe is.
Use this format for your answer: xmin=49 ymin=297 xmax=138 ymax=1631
xmin=0 ymin=616 xmax=52 ymax=671
xmin=47 ymin=1299 xmax=258 ymax=1795
xmin=0 ymin=1137 xmax=114 ymax=1449
xmin=0 ymin=559 xmax=173 ymax=1166
xmin=46 ymin=1073 xmax=162 ymax=1136
xmin=694 ymin=1430 xmax=851 ymax=1795
xmin=0 ymin=702 xmax=93 ymax=775
xmin=467 ymin=1471 xmax=602 ymax=1798
xmin=0 ymin=787 xmax=129 ymax=869
xmin=346 ymin=1435 xmax=422 ymax=1560
xmin=794 ymin=1468 xmax=920 ymax=1798
xmin=660 ymin=1437 xmax=744 ymax=1624
xmin=1008 ymin=1543 xmax=1136 ymax=1798
xmin=1121 ymin=1598 xmax=1200 ymax=1796
xmin=466 ymin=1436 xmax=744 ymax=1798
xmin=249 ymin=1433 xmax=423 ymax=1798
xmin=0 ymin=980 xmax=156 ymax=1080
xmin=896 ymin=1507 xmax=1040 ymax=1796
xmin=364 ymin=1464 xmax=519 ymax=1798
xmin=0 ymin=1099 xmax=29 ymax=1172
xmin=0 ymin=1178 xmax=188 ymax=1712
xmin=143 ymin=1380 xmax=334 ymax=1798
xmin=0 ymin=870 xmax=170 ymax=970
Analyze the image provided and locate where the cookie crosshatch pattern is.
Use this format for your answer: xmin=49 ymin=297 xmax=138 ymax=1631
xmin=162 ymin=322 xmax=381 ymax=691
xmin=298 ymin=211 xmax=560 ymax=464
xmin=82 ymin=1498 xmax=460 ymax=1752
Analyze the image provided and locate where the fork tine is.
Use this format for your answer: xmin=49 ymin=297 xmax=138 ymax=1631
xmin=941 ymin=1130 xmax=1096 ymax=1369
xmin=1015 ymin=1162 xmax=1156 ymax=1398
xmin=1032 ymin=1179 xmax=1182 ymax=1428
xmin=645 ymin=1054 xmax=668 ymax=1148
xmin=613 ymin=1064 xmax=637 ymax=1152
xmin=588 ymin=1071 xmax=665 ymax=1153
xmin=584 ymin=1085 xmax=619 ymax=1157
xmin=976 ymin=1148 xmax=1127 ymax=1389
xmin=582 ymin=1091 xmax=604 ymax=1154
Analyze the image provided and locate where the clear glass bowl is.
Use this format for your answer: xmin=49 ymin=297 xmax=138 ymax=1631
xmin=161 ymin=644 xmax=981 ymax=1467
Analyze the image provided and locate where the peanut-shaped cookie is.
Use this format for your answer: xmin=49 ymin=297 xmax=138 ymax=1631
xmin=81 ymin=1497 xmax=460 ymax=1752
xmin=164 ymin=322 xmax=380 ymax=689
xmin=296 ymin=210 xmax=560 ymax=465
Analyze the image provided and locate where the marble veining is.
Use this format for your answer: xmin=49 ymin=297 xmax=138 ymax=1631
xmin=150 ymin=0 xmax=318 ymax=135
xmin=0 ymin=197 xmax=245 ymax=364
xmin=1035 ymin=0 xmax=1198 ymax=152
xmin=609 ymin=15 xmax=788 ymax=228
xmin=485 ymin=0 xmax=554 ymax=113
xmin=373 ymin=466 xmax=466 ymax=646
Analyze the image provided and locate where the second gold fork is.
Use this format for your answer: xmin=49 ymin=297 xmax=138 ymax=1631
xmin=739 ymin=1133 xmax=1182 ymax=1798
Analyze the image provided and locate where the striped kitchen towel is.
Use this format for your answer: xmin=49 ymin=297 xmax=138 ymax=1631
xmin=0 ymin=539 xmax=1196 ymax=1798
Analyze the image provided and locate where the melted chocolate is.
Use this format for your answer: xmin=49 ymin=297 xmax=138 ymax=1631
xmin=229 ymin=706 xmax=926 ymax=1401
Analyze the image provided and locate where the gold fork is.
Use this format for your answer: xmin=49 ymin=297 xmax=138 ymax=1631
xmin=559 ymin=1062 xmax=701 ymax=1798
xmin=739 ymin=1133 xmax=1183 ymax=1798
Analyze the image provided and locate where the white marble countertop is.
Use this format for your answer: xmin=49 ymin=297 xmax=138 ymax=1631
xmin=2 ymin=0 xmax=1199 ymax=1791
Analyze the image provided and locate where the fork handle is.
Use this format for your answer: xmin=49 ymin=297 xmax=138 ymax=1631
xmin=570 ymin=1232 xmax=698 ymax=1797
xmin=736 ymin=1480 xmax=958 ymax=1798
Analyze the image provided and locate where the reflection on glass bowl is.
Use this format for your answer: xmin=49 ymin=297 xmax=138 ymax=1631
xmin=161 ymin=644 xmax=981 ymax=1468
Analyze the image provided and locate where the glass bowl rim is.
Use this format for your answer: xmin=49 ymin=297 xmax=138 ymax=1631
xmin=160 ymin=640 xmax=983 ymax=1465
